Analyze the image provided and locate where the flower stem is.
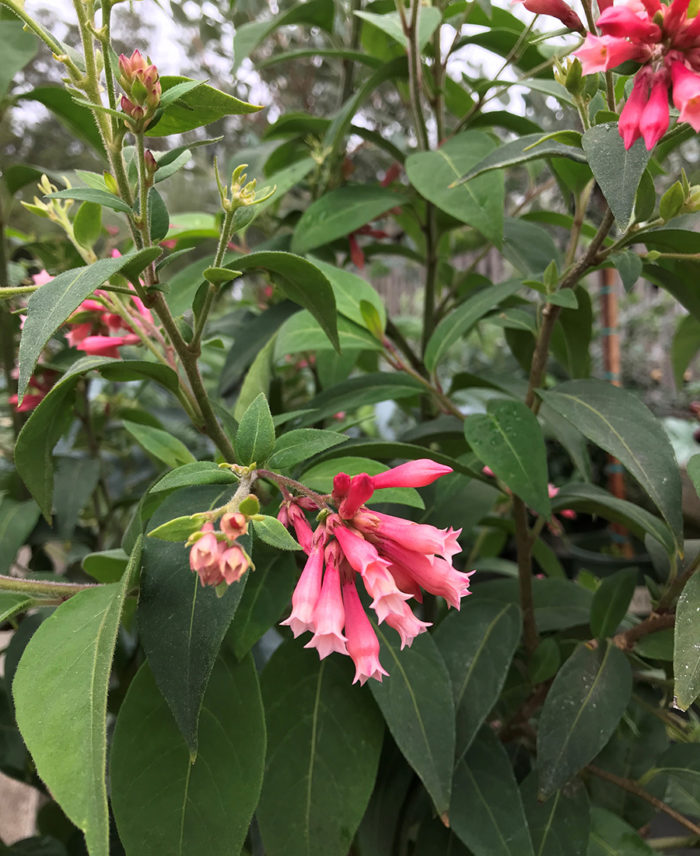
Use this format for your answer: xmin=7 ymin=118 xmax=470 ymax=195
xmin=0 ymin=574 xmax=99 ymax=598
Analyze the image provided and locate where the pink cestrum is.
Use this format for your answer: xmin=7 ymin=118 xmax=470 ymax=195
xmin=342 ymin=578 xmax=389 ymax=685
xmin=304 ymin=543 xmax=348 ymax=659
xmin=573 ymin=0 xmax=700 ymax=149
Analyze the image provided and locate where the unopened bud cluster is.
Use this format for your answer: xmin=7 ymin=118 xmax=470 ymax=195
xmin=216 ymin=162 xmax=276 ymax=213
xmin=118 ymin=49 xmax=162 ymax=132
xmin=187 ymin=512 xmax=252 ymax=588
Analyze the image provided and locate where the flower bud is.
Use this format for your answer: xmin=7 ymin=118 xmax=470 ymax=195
xmin=221 ymin=511 xmax=248 ymax=541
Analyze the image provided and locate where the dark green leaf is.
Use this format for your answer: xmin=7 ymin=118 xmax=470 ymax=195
xmin=291 ymin=186 xmax=404 ymax=254
xmin=503 ymin=218 xmax=561 ymax=276
xmin=275 ymin=310 xmax=381 ymax=355
xmin=671 ymin=314 xmax=700 ymax=388
xmin=0 ymin=20 xmax=36 ymax=98
xmin=147 ymin=513 xmax=208 ymax=542
xmin=3 ymin=163 xmax=44 ymax=196
xmin=19 ymin=87 xmax=105 ymax=154
xmin=590 ymin=568 xmax=638 ymax=638
xmin=53 ymin=456 xmax=100 ymax=538
xmin=268 ymin=428 xmax=348 ymax=470
xmin=148 ymin=187 xmax=170 ymax=242
xmin=138 ymin=487 xmax=247 ymax=752
xmin=123 ymin=420 xmax=196 ymax=468
xmin=540 ymin=380 xmax=682 ymax=547
xmin=674 ymin=568 xmax=700 ymax=710
xmin=258 ymin=641 xmax=384 ymax=856
xmin=309 ymin=258 xmax=386 ymax=329
xmin=369 ymin=627 xmax=454 ymax=815
xmin=46 ymin=187 xmax=132 ymax=214
xmin=0 ymin=498 xmax=40 ymax=574
xmin=520 ymin=775 xmax=590 ymax=856
xmin=464 ymin=399 xmax=551 ymax=517
xmin=0 ymin=593 xmax=33 ymax=624
xmin=13 ymin=538 xmax=140 ymax=856
xmin=425 ymin=280 xmax=521 ymax=371
xmin=435 ymin=598 xmax=521 ymax=760
xmin=17 ymin=249 xmax=161 ymax=399
xmin=475 ymin=578 xmax=593 ymax=632
xmin=406 ymin=132 xmax=504 ymax=245
xmin=455 ymin=133 xmax=586 ymax=183
xmin=582 ymin=123 xmax=651 ymax=228
xmin=235 ymin=392 xmax=275 ymax=466
xmin=537 ymin=641 xmax=632 ymax=798
xmin=451 ymin=728 xmax=535 ymax=855
xmin=146 ymin=76 xmax=261 ymax=136
xmin=81 ymin=549 xmax=128 ymax=583
xmin=111 ymin=653 xmax=265 ymax=856
xmin=529 ymin=637 xmax=561 ymax=684
xmin=252 ymin=515 xmax=301 ymax=550
xmin=72 ymin=202 xmax=102 ymax=248
xmin=150 ymin=462 xmax=239 ymax=494
xmin=612 ymin=251 xmax=643 ymax=292
xmin=587 ymin=806 xmax=655 ymax=856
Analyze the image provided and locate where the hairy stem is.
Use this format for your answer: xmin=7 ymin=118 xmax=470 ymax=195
xmin=0 ymin=574 xmax=99 ymax=598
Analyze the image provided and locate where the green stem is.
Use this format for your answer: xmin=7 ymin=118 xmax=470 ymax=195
xmin=0 ymin=574 xmax=99 ymax=598
xmin=514 ymin=497 xmax=539 ymax=655
xmin=256 ymin=469 xmax=331 ymax=509
xmin=0 ymin=192 xmax=21 ymax=437
xmin=191 ymin=207 xmax=236 ymax=351
xmin=0 ymin=0 xmax=79 ymax=76
xmin=421 ymin=205 xmax=439 ymax=357
xmin=398 ymin=0 xmax=430 ymax=150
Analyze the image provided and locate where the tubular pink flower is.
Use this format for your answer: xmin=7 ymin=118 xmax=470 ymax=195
xmin=573 ymin=34 xmax=648 ymax=74
xmin=288 ymin=503 xmax=314 ymax=553
xmin=332 ymin=472 xmax=352 ymax=500
xmin=65 ymin=322 xmax=92 ymax=347
xmin=671 ymin=61 xmax=700 ymax=130
xmin=619 ymin=73 xmax=650 ymax=148
xmin=384 ymin=600 xmax=431 ymax=650
xmin=597 ymin=6 xmax=661 ymax=40
xmin=379 ymin=540 xmax=473 ymax=609
xmin=360 ymin=563 xmax=412 ymax=623
xmin=221 ymin=512 xmax=248 ymax=541
xmin=77 ymin=334 xmax=140 ymax=357
xmin=333 ymin=524 xmax=392 ymax=579
xmin=639 ymin=76 xmax=670 ymax=148
xmin=304 ymin=548 xmax=348 ymax=658
xmin=370 ymin=459 xmax=453 ymax=489
xmin=32 ymin=269 xmax=53 ymax=286
xmin=354 ymin=509 xmax=462 ymax=562
xmin=517 ymin=0 xmax=585 ymax=31
xmin=280 ymin=545 xmax=325 ymax=637
xmin=338 ymin=473 xmax=374 ymax=519
xmin=189 ymin=524 xmax=225 ymax=587
xmin=220 ymin=545 xmax=249 ymax=584
xmin=342 ymin=579 xmax=388 ymax=685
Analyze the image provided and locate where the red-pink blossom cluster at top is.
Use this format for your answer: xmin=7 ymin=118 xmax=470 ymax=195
xmin=189 ymin=512 xmax=252 ymax=587
xmin=278 ymin=459 xmax=472 ymax=686
xmin=574 ymin=0 xmax=700 ymax=149
xmin=64 ymin=284 xmax=153 ymax=359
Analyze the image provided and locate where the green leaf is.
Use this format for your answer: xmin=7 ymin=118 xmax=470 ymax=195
xmin=642 ymin=743 xmax=700 ymax=819
xmin=355 ymin=7 xmax=441 ymax=50
xmin=688 ymin=454 xmax=700 ymax=499
xmin=13 ymin=538 xmax=140 ymax=856
xmin=455 ymin=133 xmax=586 ymax=183
xmin=54 ymin=456 xmax=100 ymax=538
xmin=503 ymin=218 xmax=561 ymax=276
xmin=149 ymin=462 xmax=239 ymax=494
xmin=540 ymin=380 xmax=683 ymax=548
xmin=0 ymin=20 xmax=37 ymax=98
xmin=257 ymin=641 xmax=384 ymax=856
xmin=268 ymin=428 xmax=348 ymax=470
xmin=235 ymin=251 xmax=338 ymax=352
xmin=611 ymin=251 xmax=643 ymax=292
xmin=46 ymin=187 xmax=132 ymax=214
xmin=476 ymin=578 xmax=593 ymax=632
xmin=138 ymin=486 xmax=247 ymax=752
xmin=3 ymin=163 xmax=45 ymax=196
xmin=369 ymin=627 xmax=454 ymax=815
xmin=301 ymin=456 xmax=424 ymax=509
xmin=673 ymin=569 xmax=700 ymax=710
xmin=72 ymin=202 xmax=102 ymax=249
xmin=309 ymin=258 xmax=386 ymax=329
xmin=671 ymin=314 xmax=700 ymax=388
xmin=590 ymin=568 xmax=638 ymax=639
xmin=275 ymin=310 xmax=381 ymax=356
xmin=529 ymin=637 xmax=561 ymax=684
xmin=451 ymin=728 xmax=535 ymax=855
xmin=0 ymin=498 xmax=40 ymax=574
xmin=252 ymin=515 xmax=301 ymax=550
xmin=520 ymin=775 xmax=590 ymax=856
xmin=227 ymin=545 xmax=297 ymax=658
xmin=147 ymin=513 xmax=208 ymax=542
xmin=233 ymin=335 xmax=276 ymax=421
xmin=435 ymin=598 xmax=521 ymax=760
xmin=0 ymin=593 xmax=33 ymax=624
xmin=122 ymin=420 xmax=196 ymax=469
xmin=290 ymin=186 xmax=404 ymax=255
xmin=405 ymin=131 xmax=505 ymax=246
xmin=235 ymin=392 xmax=275 ymax=466
xmin=551 ymin=483 xmax=674 ymax=554
xmin=17 ymin=249 xmax=162 ymax=400
xmin=148 ymin=187 xmax=170 ymax=242
xmin=81 ymin=549 xmax=128 ymax=583
xmin=582 ymin=123 xmax=651 ymax=228
xmin=203 ymin=266 xmax=242 ymax=284
xmin=146 ymin=76 xmax=261 ymax=136
xmin=111 ymin=653 xmax=265 ymax=856
xmin=14 ymin=357 xmax=178 ymax=519
xmin=537 ymin=641 xmax=632 ymax=798
xmin=587 ymin=806 xmax=655 ymax=856
xmin=425 ymin=280 xmax=521 ymax=372
xmin=19 ymin=87 xmax=105 ymax=154
xmin=464 ymin=399 xmax=551 ymax=517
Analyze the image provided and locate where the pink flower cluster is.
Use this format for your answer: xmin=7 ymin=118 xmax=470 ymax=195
xmin=65 ymin=285 xmax=154 ymax=359
xmin=574 ymin=0 xmax=700 ymax=148
xmin=117 ymin=50 xmax=162 ymax=129
xmin=188 ymin=512 xmax=252 ymax=587
xmin=279 ymin=460 xmax=472 ymax=685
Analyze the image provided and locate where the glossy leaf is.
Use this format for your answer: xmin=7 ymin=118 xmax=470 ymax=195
xmin=590 ymin=568 xmax=638 ymax=639
xmin=17 ymin=248 xmax=161 ymax=399
xmin=464 ymin=399 xmax=551 ymax=517
xmin=149 ymin=462 xmax=239 ymax=494
xmin=405 ymin=131 xmax=505 ymax=246
xmin=252 ymin=515 xmax=301 ymax=550
xmin=138 ymin=486 xmax=247 ymax=752
xmin=257 ymin=641 xmax=384 ymax=856
xmin=540 ymin=380 xmax=683 ymax=547
xmin=369 ymin=627 xmax=454 ymax=815
xmin=581 ymin=123 xmax=651 ymax=228
xmin=308 ymin=258 xmax=386 ymax=329
xmin=674 ymin=568 xmax=700 ymax=710
xmin=291 ymin=186 xmax=404 ymax=255
xmin=475 ymin=578 xmax=593 ymax=632
xmin=538 ymin=641 xmax=632 ymax=798
xmin=146 ymin=76 xmax=261 ymax=135
xmin=123 ymin=420 xmax=196 ymax=469
xmin=451 ymin=728 xmax=535 ymax=855
xmin=435 ymin=598 xmax=521 ymax=759
xmin=13 ymin=538 xmax=139 ymax=856
xmin=276 ymin=310 xmax=381 ymax=356
xmin=520 ymin=775 xmax=590 ymax=856
xmin=456 ymin=133 xmax=586 ymax=183
xmin=425 ymin=280 xmax=521 ymax=372
xmin=268 ymin=428 xmax=348 ymax=470
xmin=235 ymin=392 xmax=275 ymax=466
xmin=0 ymin=498 xmax=40 ymax=574
xmin=111 ymin=653 xmax=265 ymax=856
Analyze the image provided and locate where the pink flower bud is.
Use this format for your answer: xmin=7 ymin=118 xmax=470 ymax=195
xmin=220 ymin=545 xmax=249 ymax=584
xmin=189 ymin=524 xmax=225 ymax=587
xmin=370 ymin=459 xmax=453 ymax=490
xmin=671 ymin=61 xmax=700 ymax=131
xmin=280 ymin=545 xmax=324 ymax=637
xmin=332 ymin=472 xmax=352 ymax=500
xmin=596 ymin=5 xmax=661 ymax=40
xmin=573 ymin=34 xmax=648 ymax=74
xmin=221 ymin=511 xmax=248 ymax=541
xmin=618 ymin=73 xmax=650 ymax=149
xmin=338 ymin=474 xmax=374 ymax=519
xmin=517 ymin=0 xmax=585 ymax=31
xmin=304 ymin=549 xmax=348 ymax=659
xmin=639 ymin=76 xmax=670 ymax=148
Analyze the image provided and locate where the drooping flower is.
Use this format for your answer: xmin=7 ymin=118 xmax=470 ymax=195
xmin=279 ymin=459 xmax=472 ymax=682
xmin=514 ymin=0 xmax=585 ymax=32
xmin=64 ymin=285 xmax=154 ymax=359
xmin=573 ymin=0 xmax=700 ymax=149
